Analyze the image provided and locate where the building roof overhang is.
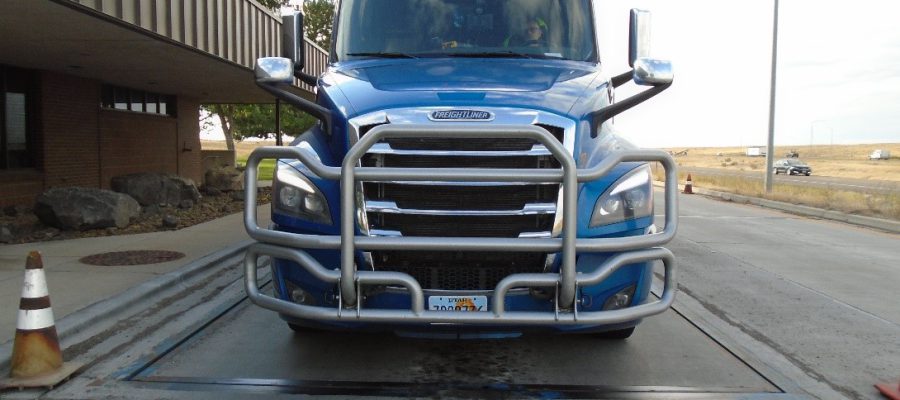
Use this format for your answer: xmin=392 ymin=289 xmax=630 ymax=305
xmin=0 ymin=0 xmax=311 ymax=103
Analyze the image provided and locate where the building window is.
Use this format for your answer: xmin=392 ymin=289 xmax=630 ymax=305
xmin=1 ymin=66 xmax=35 ymax=170
xmin=101 ymin=85 xmax=175 ymax=116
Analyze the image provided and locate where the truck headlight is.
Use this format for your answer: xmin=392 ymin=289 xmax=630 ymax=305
xmin=274 ymin=163 xmax=332 ymax=225
xmin=589 ymin=166 xmax=653 ymax=227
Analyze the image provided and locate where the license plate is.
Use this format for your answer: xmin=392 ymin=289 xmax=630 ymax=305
xmin=428 ymin=295 xmax=488 ymax=312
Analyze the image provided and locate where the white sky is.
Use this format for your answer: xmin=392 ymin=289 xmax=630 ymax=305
xmin=598 ymin=0 xmax=900 ymax=148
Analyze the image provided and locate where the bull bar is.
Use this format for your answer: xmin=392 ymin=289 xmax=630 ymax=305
xmin=243 ymin=124 xmax=678 ymax=326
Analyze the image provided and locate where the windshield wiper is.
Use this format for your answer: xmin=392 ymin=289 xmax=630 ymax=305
xmin=346 ymin=52 xmax=419 ymax=59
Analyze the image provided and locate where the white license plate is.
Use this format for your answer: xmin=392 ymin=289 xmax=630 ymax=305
xmin=428 ymin=295 xmax=488 ymax=312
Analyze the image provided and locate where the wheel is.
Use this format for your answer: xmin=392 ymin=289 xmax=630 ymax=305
xmin=774 ymin=169 xmax=780 ymax=175
xmin=595 ymin=327 xmax=635 ymax=340
xmin=805 ymin=172 xmax=810 ymax=176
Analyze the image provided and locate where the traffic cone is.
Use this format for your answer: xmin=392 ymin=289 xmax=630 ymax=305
xmin=683 ymin=174 xmax=694 ymax=194
xmin=1 ymin=251 xmax=81 ymax=390
xmin=876 ymin=379 xmax=900 ymax=400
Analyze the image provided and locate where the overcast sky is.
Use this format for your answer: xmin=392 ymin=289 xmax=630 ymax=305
xmin=598 ymin=0 xmax=900 ymax=148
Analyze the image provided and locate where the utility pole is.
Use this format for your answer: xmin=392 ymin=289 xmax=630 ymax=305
xmin=764 ymin=0 xmax=779 ymax=194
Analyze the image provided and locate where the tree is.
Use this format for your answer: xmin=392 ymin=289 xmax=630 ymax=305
xmin=302 ymin=0 xmax=335 ymax=49
xmin=201 ymin=104 xmax=317 ymax=151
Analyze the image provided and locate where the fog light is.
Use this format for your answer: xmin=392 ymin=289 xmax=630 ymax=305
xmin=602 ymin=285 xmax=636 ymax=310
xmin=285 ymin=281 xmax=316 ymax=306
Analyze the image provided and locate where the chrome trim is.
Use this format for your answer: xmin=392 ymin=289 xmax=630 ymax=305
xmin=365 ymin=201 xmax=557 ymax=216
xmin=369 ymin=229 xmax=402 ymax=237
xmin=367 ymin=142 xmax=552 ymax=156
xmin=376 ymin=181 xmax=546 ymax=186
xmin=366 ymin=229 xmax=553 ymax=239
xmin=519 ymin=232 xmax=552 ymax=239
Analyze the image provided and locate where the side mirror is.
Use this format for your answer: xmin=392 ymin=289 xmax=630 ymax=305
xmin=254 ymin=57 xmax=294 ymax=84
xmin=628 ymin=9 xmax=673 ymax=87
xmin=628 ymin=9 xmax=651 ymax=68
xmin=633 ymin=58 xmax=673 ymax=86
xmin=281 ymin=11 xmax=305 ymax=73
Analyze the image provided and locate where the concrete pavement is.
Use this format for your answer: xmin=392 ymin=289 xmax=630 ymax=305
xmin=0 ymin=204 xmax=271 ymax=345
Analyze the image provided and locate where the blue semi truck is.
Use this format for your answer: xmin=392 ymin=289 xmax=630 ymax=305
xmin=243 ymin=0 xmax=678 ymax=339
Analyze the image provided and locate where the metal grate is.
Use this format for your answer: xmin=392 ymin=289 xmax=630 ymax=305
xmin=370 ymin=214 xmax=554 ymax=237
xmin=373 ymin=251 xmax=546 ymax=290
xmin=363 ymin=183 xmax=558 ymax=211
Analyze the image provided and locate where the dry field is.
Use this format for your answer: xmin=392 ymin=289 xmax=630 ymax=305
xmin=665 ymin=143 xmax=900 ymax=181
xmin=662 ymin=143 xmax=899 ymax=220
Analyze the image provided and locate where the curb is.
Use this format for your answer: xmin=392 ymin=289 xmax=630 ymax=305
xmin=656 ymin=181 xmax=900 ymax=234
xmin=0 ymin=239 xmax=254 ymax=371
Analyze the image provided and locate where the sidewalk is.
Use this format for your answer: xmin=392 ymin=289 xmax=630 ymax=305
xmin=0 ymin=204 xmax=271 ymax=344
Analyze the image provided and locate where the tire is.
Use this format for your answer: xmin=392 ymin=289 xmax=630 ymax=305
xmin=805 ymin=172 xmax=810 ymax=176
xmin=287 ymin=322 xmax=322 ymax=333
xmin=595 ymin=327 xmax=635 ymax=340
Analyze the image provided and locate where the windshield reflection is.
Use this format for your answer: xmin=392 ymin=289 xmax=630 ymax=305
xmin=335 ymin=0 xmax=596 ymax=62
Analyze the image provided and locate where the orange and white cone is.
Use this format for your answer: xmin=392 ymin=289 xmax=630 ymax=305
xmin=1 ymin=251 xmax=81 ymax=390
xmin=683 ymin=174 xmax=694 ymax=194
xmin=876 ymin=379 xmax=900 ymax=400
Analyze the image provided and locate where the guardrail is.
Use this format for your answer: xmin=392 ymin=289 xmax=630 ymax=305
xmin=242 ymin=125 xmax=679 ymax=325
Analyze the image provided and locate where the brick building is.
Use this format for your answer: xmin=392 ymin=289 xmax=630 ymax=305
xmin=0 ymin=0 xmax=324 ymax=207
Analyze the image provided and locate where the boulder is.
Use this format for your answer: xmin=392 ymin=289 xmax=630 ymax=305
xmin=205 ymin=167 xmax=243 ymax=192
xmin=162 ymin=214 xmax=179 ymax=228
xmin=34 ymin=187 xmax=140 ymax=230
xmin=111 ymin=173 xmax=201 ymax=207
xmin=0 ymin=223 xmax=14 ymax=243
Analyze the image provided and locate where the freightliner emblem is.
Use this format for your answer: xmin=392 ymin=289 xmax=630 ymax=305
xmin=429 ymin=110 xmax=494 ymax=121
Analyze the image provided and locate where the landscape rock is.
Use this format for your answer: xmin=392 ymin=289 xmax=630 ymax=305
xmin=0 ymin=224 xmax=14 ymax=243
xmin=204 ymin=186 xmax=223 ymax=196
xmin=34 ymin=187 xmax=140 ymax=230
xmin=4 ymin=205 xmax=18 ymax=217
xmin=111 ymin=173 xmax=201 ymax=207
xmin=179 ymin=200 xmax=194 ymax=209
xmin=205 ymin=167 xmax=242 ymax=192
xmin=162 ymin=214 xmax=179 ymax=228
xmin=230 ymin=190 xmax=246 ymax=201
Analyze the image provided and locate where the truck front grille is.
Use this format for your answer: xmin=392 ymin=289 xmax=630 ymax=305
xmin=359 ymin=123 xmax=564 ymax=290
xmin=372 ymin=251 xmax=546 ymax=291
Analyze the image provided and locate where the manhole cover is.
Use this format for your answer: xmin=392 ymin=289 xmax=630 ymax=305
xmin=79 ymin=250 xmax=186 ymax=266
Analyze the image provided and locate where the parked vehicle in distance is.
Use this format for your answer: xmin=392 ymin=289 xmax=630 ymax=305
xmin=785 ymin=149 xmax=799 ymax=158
xmin=774 ymin=159 xmax=812 ymax=176
xmin=868 ymin=149 xmax=891 ymax=160
xmin=746 ymin=147 xmax=766 ymax=157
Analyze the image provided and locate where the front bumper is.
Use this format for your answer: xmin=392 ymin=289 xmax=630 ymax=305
xmin=242 ymin=124 xmax=679 ymax=328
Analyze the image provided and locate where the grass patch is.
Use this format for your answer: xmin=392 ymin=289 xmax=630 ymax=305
xmin=236 ymin=156 xmax=275 ymax=181
xmin=674 ymin=171 xmax=900 ymax=220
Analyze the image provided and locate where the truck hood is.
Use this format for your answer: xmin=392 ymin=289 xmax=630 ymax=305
xmin=324 ymin=58 xmax=598 ymax=117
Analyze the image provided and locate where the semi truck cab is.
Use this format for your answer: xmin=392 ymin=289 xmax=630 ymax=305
xmin=243 ymin=0 xmax=678 ymax=339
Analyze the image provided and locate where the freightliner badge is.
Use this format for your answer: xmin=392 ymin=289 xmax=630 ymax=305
xmin=429 ymin=110 xmax=494 ymax=121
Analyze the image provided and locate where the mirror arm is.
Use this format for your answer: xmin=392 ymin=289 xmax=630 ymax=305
xmin=256 ymin=81 xmax=332 ymax=137
xmin=295 ymin=69 xmax=318 ymax=86
xmin=590 ymin=81 xmax=671 ymax=138
xmin=611 ymin=69 xmax=633 ymax=88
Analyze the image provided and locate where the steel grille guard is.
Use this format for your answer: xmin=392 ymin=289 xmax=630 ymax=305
xmin=243 ymin=124 xmax=679 ymax=325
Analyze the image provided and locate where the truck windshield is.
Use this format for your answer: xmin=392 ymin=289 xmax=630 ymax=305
xmin=334 ymin=0 xmax=597 ymax=62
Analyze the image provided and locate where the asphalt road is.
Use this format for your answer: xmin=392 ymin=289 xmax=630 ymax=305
xmin=662 ymin=191 xmax=900 ymax=399
xmin=681 ymin=166 xmax=900 ymax=194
